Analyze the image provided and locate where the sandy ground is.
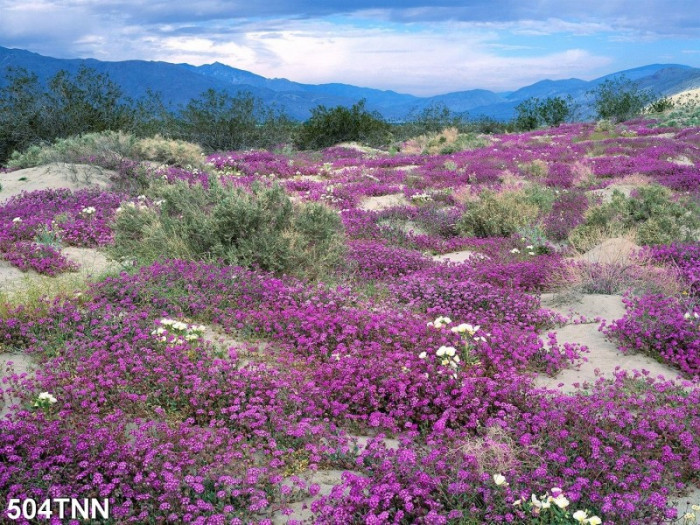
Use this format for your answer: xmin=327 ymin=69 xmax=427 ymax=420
xmin=574 ymin=237 xmax=640 ymax=265
xmin=432 ymin=250 xmax=476 ymax=263
xmin=358 ymin=193 xmax=409 ymax=211
xmin=535 ymin=293 xmax=684 ymax=393
xmin=668 ymin=87 xmax=700 ymax=104
xmin=0 ymin=163 xmax=114 ymax=204
xmin=0 ymin=352 xmax=36 ymax=418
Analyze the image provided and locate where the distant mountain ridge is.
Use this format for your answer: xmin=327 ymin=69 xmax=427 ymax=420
xmin=1 ymin=46 xmax=699 ymax=121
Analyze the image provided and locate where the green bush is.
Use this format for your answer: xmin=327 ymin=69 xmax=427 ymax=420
xmin=568 ymin=185 xmax=699 ymax=248
xmin=295 ymin=99 xmax=392 ymax=149
xmin=110 ymin=180 xmax=346 ymax=279
xmin=589 ymin=76 xmax=654 ymax=123
xmin=457 ymin=190 xmax=539 ymax=237
xmin=7 ymin=130 xmax=139 ymax=169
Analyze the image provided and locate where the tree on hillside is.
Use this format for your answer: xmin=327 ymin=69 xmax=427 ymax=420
xmin=590 ymin=76 xmax=654 ymax=122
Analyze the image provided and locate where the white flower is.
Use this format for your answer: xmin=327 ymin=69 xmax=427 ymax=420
xmin=526 ymin=245 xmax=534 ymax=250
xmin=81 ymin=206 xmax=96 ymax=215
xmin=12 ymin=217 xmax=22 ymax=223
xmin=37 ymin=392 xmax=57 ymax=404
xmin=451 ymin=323 xmax=480 ymax=335
xmin=160 ymin=318 xmax=175 ymax=326
xmin=586 ymin=517 xmax=602 ymax=525
xmin=418 ymin=351 xmax=427 ymax=359
xmin=429 ymin=316 xmax=452 ymax=329
xmin=137 ymin=195 xmax=147 ymax=201
xmin=510 ymin=248 xmax=520 ymax=254
xmin=512 ymin=499 xmax=521 ymax=506
xmin=531 ymin=494 xmax=542 ymax=509
xmin=493 ymin=473 xmax=507 ymax=486
xmin=551 ymin=494 xmax=570 ymax=509
xmin=684 ymin=312 xmax=691 ymax=320
xmin=437 ymin=346 xmax=455 ymax=357
xmin=572 ymin=510 xmax=588 ymax=523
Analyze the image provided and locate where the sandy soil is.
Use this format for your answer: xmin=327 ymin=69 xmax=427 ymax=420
xmin=0 ymin=352 xmax=36 ymax=418
xmin=432 ymin=250 xmax=477 ymax=263
xmin=574 ymin=237 xmax=641 ymax=265
xmin=535 ymin=293 xmax=683 ymax=393
xmin=358 ymin=193 xmax=409 ymax=211
xmin=0 ymin=163 xmax=114 ymax=204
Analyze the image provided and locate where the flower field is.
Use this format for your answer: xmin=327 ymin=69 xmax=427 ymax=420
xmin=1 ymin=120 xmax=699 ymax=524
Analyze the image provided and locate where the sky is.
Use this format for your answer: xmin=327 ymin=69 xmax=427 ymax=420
xmin=0 ymin=1 xmax=698 ymax=96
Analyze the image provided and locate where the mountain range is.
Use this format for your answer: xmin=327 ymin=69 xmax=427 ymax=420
xmin=1 ymin=45 xmax=699 ymax=121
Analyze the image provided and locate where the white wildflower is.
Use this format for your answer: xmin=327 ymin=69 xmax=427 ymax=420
xmin=418 ymin=351 xmax=427 ymax=359
xmin=12 ymin=217 xmax=22 ymax=223
xmin=493 ymin=473 xmax=507 ymax=486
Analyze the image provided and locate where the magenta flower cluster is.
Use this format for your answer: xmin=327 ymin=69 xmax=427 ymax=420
xmin=0 ymin=188 xmax=123 ymax=274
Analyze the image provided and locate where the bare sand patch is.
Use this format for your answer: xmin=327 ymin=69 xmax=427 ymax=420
xmin=358 ymin=193 xmax=408 ymax=211
xmin=432 ymin=250 xmax=476 ymax=264
xmin=0 ymin=352 xmax=36 ymax=418
xmin=575 ymin=237 xmax=640 ymax=265
xmin=0 ymin=163 xmax=115 ymax=203
xmin=536 ymin=293 xmax=684 ymax=393
xmin=534 ymin=323 xmax=682 ymax=393
xmin=62 ymin=247 xmax=121 ymax=277
xmin=540 ymin=293 xmax=626 ymax=321
xmin=588 ymin=183 xmax=644 ymax=203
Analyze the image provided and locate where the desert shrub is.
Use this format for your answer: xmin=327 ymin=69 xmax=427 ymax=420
xmin=134 ymin=135 xmax=205 ymax=168
xmin=295 ymin=99 xmax=392 ymax=149
xmin=110 ymin=181 xmax=345 ymax=278
xmin=569 ymin=185 xmax=699 ymax=248
xmin=522 ymin=184 xmax=557 ymax=213
xmin=518 ymin=159 xmax=549 ymax=179
xmin=173 ymin=89 xmax=295 ymax=151
xmin=457 ymin=190 xmax=539 ymax=238
xmin=7 ymin=130 xmax=139 ymax=170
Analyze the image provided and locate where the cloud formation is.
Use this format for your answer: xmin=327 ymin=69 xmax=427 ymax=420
xmin=0 ymin=0 xmax=697 ymax=95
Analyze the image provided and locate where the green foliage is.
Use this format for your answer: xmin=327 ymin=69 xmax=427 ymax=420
xmin=295 ymin=99 xmax=392 ymax=149
xmin=173 ymin=89 xmax=294 ymax=151
xmin=394 ymin=103 xmax=468 ymax=141
xmin=7 ymin=130 xmax=139 ymax=169
xmin=589 ymin=76 xmax=655 ymax=122
xmin=457 ymin=190 xmax=540 ymax=238
xmin=569 ymin=185 xmax=700 ymax=248
xmin=110 ymin=180 xmax=346 ymax=279
xmin=513 ymin=98 xmax=541 ymax=131
xmin=0 ymin=66 xmax=140 ymax=164
xmin=513 ymin=96 xmax=574 ymax=130
xmin=646 ymin=96 xmax=675 ymax=114
xmin=523 ymin=184 xmax=558 ymax=214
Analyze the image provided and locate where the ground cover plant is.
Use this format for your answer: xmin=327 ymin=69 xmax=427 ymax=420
xmin=0 ymin=119 xmax=699 ymax=524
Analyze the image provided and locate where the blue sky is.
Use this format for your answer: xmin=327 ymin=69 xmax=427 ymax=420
xmin=0 ymin=1 xmax=698 ymax=95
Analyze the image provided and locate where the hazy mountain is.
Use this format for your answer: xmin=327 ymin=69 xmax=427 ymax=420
xmin=1 ymin=46 xmax=699 ymax=121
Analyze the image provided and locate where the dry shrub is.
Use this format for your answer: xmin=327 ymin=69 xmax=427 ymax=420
xmin=134 ymin=135 xmax=205 ymax=168
xmin=457 ymin=189 xmax=539 ymax=237
xmin=519 ymin=159 xmax=549 ymax=179
xmin=451 ymin=426 xmax=525 ymax=476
